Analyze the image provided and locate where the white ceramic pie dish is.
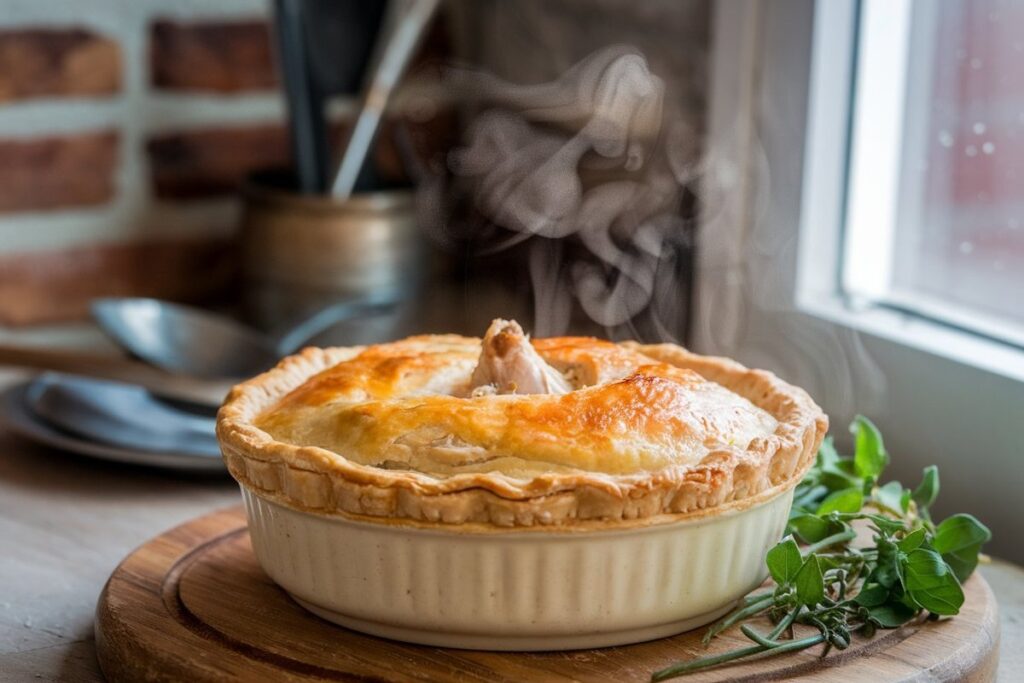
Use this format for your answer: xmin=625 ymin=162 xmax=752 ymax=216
xmin=221 ymin=329 xmax=827 ymax=650
xmin=241 ymin=481 xmax=794 ymax=650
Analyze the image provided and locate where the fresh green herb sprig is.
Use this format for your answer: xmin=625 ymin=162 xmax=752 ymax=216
xmin=652 ymin=416 xmax=991 ymax=681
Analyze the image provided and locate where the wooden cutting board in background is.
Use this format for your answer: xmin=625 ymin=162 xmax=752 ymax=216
xmin=94 ymin=506 xmax=999 ymax=682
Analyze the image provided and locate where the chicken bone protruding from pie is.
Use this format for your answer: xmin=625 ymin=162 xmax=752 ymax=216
xmin=469 ymin=319 xmax=571 ymax=395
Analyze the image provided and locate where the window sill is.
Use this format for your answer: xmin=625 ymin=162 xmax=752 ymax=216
xmin=797 ymin=292 xmax=1024 ymax=384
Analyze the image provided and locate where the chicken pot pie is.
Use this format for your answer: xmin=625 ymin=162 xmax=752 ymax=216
xmin=218 ymin=320 xmax=827 ymax=528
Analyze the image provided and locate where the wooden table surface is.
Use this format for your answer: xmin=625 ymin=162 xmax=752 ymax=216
xmin=0 ymin=366 xmax=1021 ymax=682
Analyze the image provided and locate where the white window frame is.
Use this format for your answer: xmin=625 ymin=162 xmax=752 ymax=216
xmin=696 ymin=0 xmax=1024 ymax=563
xmin=838 ymin=0 xmax=1024 ymax=352
xmin=802 ymin=0 xmax=1024 ymax=374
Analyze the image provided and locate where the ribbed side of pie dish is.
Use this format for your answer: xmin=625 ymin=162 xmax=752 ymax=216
xmin=241 ymin=483 xmax=795 ymax=650
xmin=217 ymin=339 xmax=827 ymax=649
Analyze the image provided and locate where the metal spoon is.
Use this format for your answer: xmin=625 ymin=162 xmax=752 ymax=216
xmin=91 ymin=295 xmax=397 ymax=380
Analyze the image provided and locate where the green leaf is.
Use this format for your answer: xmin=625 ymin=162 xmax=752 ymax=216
xmin=933 ymin=514 xmax=991 ymax=554
xmin=816 ymin=555 xmax=848 ymax=572
xmin=868 ymin=602 xmax=917 ymax=628
xmin=942 ymin=546 xmax=985 ymax=585
xmin=851 ymin=415 xmax=888 ymax=479
xmin=854 ymin=583 xmax=889 ymax=607
xmin=912 ymin=466 xmax=940 ymax=510
xmin=817 ymin=487 xmax=864 ymax=515
xmin=792 ymin=484 xmax=829 ymax=513
xmin=788 ymin=514 xmax=836 ymax=543
xmin=875 ymin=481 xmax=906 ymax=514
xmin=835 ymin=458 xmax=857 ymax=475
xmin=933 ymin=514 xmax=992 ymax=582
xmin=898 ymin=528 xmax=927 ymax=553
xmin=902 ymin=548 xmax=965 ymax=615
xmin=900 ymin=489 xmax=912 ymax=515
xmin=766 ymin=537 xmax=802 ymax=586
xmin=794 ymin=555 xmax=825 ymax=607
xmin=817 ymin=436 xmax=840 ymax=468
xmin=872 ymin=538 xmax=903 ymax=589
xmin=820 ymin=468 xmax=862 ymax=492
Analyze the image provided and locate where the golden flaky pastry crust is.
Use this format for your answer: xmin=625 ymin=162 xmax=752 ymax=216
xmin=217 ymin=335 xmax=827 ymax=528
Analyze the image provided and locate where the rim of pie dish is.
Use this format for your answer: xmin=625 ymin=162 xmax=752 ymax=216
xmin=217 ymin=326 xmax=828 ymax=531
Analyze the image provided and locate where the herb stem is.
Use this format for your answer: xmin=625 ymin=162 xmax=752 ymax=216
xmin=653 ymin=420 xmax=989 ymax=681
xmin=740 ymin=591 xmax=773 ymax=606
xmin=768 ymin=606 xmax=800 ymax=640
xmin=740 ymin=624 xmax=779 ymax=647
xmin=803 ymin=529 xmax=857 ymax=555
xmin=651 ymin=634 xmax=826 ymax=681
xmin=651 ymin=643 xmax=766 ymax=681
xmin=702 ymin=595 xmax=775 ymax=644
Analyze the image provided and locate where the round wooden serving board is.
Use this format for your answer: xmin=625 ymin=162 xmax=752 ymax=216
xmin=95 ymin=506 xmax=999 ymax=682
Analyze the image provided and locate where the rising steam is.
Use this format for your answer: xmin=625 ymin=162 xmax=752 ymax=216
xmin=417 ymin=39 xmax=885 ymax=418
xmin=436 ymin=45 xmax=699 ymax=338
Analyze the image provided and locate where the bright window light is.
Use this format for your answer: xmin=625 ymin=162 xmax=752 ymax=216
xmin=841 ymin=0 xmax=1024 ymax=347
xmin=842 ymin=0 xmax=913 ymax=302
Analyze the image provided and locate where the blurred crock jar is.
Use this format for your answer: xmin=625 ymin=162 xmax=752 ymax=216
xmin=238 ymin=169 xmax=421 ymax=339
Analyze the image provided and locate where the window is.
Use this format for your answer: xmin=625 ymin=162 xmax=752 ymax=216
xmin=702 ymin=0 xmax=1023 ymax=562
xmin=843 ymin=0 xmax=1024 ymax=348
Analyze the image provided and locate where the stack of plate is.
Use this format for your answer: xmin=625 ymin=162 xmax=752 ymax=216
xmin=0 ymin=374 xmax=223 ymax=473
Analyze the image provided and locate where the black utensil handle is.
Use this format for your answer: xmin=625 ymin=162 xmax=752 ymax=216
xmin=274 ymin=0 xmax=329 ymax=193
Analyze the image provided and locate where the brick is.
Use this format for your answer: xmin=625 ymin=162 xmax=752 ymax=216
xmin=0 ymin=132 xmax=118 ymax=213
xmin=0 ymin=28 xmax=121 ymax=102
xmin=150 ymin=19 xmax=277 ymax=93
xmin=147 ymin=124 xmax=291 ymax=199
xmin=146 ymin=119 xmax=440 ymax=199
xmin=0 ymin=238 xmax=236 ymax=326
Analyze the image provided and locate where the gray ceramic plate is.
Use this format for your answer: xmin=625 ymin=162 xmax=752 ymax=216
xmin=0 ymin=382 xmax=225 ymax=473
